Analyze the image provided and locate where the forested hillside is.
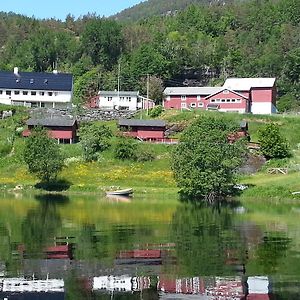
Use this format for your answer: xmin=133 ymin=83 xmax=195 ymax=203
xmin=113 ymin=0 xmax=234 ymax=22
xmin=0 ymin=0 xmax=299 ymax=110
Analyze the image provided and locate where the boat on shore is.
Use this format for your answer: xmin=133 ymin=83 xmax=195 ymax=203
xmin=106 ymin=188 xmax=133 ymax=196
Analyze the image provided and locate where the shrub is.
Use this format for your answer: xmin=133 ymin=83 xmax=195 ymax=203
xmin=149 ymin=105 xmax=163 ymax=117
xmin=258 ymin=123 xmax=290 ymax=159
xmin=114 ymin=138 xmax=138 ymax=160
xmin=79 ymin=123 xmax=112 ymax=161
xmin=135 ymin=148 xmax=155 ymax=162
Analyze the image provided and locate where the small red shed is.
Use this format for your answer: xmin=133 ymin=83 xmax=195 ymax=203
xmin=23 ymin=117 xmax=78 ymax=144
xmin=118 ymin=119 xmax=166 ymax=141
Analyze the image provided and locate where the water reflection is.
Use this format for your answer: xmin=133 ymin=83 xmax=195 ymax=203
xmin=0 ymin=192 xmax=299 ymax=299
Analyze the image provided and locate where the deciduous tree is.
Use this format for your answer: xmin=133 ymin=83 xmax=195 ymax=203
xmin=171 ymin=115 xmax=247 ymax=201
xmin=23 ymin=127 xmax=64 ymax=182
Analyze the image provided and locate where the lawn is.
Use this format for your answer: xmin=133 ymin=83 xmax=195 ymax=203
xmin=1 ymin=108 xmax=300 ymax=198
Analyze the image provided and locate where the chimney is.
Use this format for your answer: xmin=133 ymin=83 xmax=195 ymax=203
xmin=13 ymin=67 xmax=19 ymax=75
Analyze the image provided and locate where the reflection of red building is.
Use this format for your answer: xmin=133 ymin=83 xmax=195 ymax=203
xmin=118 ymin=119 xmax=166 ymax=141
xmin=116 ymin=249 xmax=163 ymax=265
xmin=158 ymin=276 xmax=245 ymax=298
xmin=23 ymin=117 xmax=78 ymax=144
xmin=18 ymin=243 xmax=73 ymax=260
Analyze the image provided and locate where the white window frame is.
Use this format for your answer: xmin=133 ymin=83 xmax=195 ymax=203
xmin=181 ymin=95 xmax=186 ymax=101
xmin=197 ymin=95 xmax=201 ymax=101
xmin=181 ymin=102 xmax=187 ymax=108
xmin=190 ymin=103 xmax=196 ymax=108
xmin=198 ymin=102 xmax=204 ymax=107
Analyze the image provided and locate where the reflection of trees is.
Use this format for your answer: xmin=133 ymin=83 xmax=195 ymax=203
xmin=171 ymin=203 xmax=247 ymax=277
xmin=21 ymin=194 xmax=68 ymax=257
xmin=256 ymin=232 xmax=291 ymax=274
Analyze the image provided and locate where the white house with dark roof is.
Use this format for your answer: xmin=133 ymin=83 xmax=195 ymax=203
xmin=98 ymin=90 xmax=141 ymax=111
xmin=0 ymin=67 xmax=73 ymax=108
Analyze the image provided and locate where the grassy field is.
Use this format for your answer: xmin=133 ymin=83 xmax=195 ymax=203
xmin=1 ymin=108 xmax=300 ymax=199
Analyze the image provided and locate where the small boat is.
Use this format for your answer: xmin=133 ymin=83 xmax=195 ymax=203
xmin=106 ymin=188 xmax=133 ymax=196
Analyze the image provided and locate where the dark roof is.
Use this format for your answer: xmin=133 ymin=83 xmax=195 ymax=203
xmin=0 ymin=70 xmax=73 ymax=91
xmin=26 ymin=117 xmax=77 ymax=127
xmin=118 ymin=119 xmax=166 ymax=127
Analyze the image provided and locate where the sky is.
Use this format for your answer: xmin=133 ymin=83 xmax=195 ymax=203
xmin=0 ymin=0 xmax=145 ymax=20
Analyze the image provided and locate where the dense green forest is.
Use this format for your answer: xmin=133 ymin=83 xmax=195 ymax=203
xmin=113 ymin=0 xmax=236 ymax=22
xmin=0 ymin=0 xmax=299 ymax=109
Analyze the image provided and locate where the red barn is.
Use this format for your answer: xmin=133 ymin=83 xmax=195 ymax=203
xmin=118 ymin=119 xmax=166 ymax=141
xmin=163 ymin=77 xmax=277 ymax=115
xmin=23 ymin=117 xmax=78 ymax=144
xmin=223 ymin=78 xmax=276 ymax=114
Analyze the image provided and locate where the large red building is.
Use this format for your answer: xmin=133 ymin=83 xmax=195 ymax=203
xmin=23 ymin=117 xmax=78 ymax=144
xmin=163 ymin=78 xmax=276 ymax=115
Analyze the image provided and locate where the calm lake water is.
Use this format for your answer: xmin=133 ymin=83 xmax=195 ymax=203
xmin=0 ymin=192 xmax=300 ymax=299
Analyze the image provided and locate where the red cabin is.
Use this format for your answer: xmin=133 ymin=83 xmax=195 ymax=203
xmin=118 ymin=119 xmax=166 ymax=141
xmin=23 ymin=117 xmax=78 ymax=144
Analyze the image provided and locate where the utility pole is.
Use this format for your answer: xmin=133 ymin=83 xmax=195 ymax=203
xmin=146 ymin=74 xmax=150 ymax=115
xmin=117 ymin=62 xmax=120 ymax=110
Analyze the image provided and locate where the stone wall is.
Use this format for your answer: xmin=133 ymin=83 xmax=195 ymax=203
xmin=30 ymin=108 xmax=137 ymax=122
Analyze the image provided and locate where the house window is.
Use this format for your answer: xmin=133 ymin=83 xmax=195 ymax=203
xmin=108 ymin=96 xmax=112 ymax=101
xmin=211 ymin=99 xmax=215 ymax=103
xmin=31 ymin=91 xmax=36 ymax=96
xmin=226 ymin=99 xmax=230 ymax=102
xmin=120 ymin=96 xmax=125 ymax=101
xmin=232 ymin=99 xmax=236 ymax=102
xmin=48 ymin=92 xmax=53 ymax=96
xmin=181 ymin=102 xmax=186 ymax=108
xmin=0 ymin=90 xmax=2 ymax=94
xmin=181 ymin=95 xmax=186 ymax=101
xmin=6 ymin=90 xmax=11 ymax=96
xmin=14 ymin=91 xmax=20 ymax=95
xmin=221 ymin=99 xmax=226 ymax=102
xmin=198 ymin=102 xmax=204 ymax=107
xmin=39 ymin=91 xmax=44 ymax=96
xmin=127 ymin=97 xmax=131 ymax=102
xmin=236 ymin=98 xmax=241 ymax=103
xmin=54 ymin=92 xmax=58 ymax=96
xmin=197 ymin=95 xmax=201 ymax=101
xmin=190 ymin=103 xmax=196 ymax=108
xmin=23 ymin=91 xmax=28 ymax=95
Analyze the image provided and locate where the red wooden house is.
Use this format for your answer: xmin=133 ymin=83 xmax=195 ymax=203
xmin=163 ymin=77 xmax=277 ymax=115
xmin=223 ymin=78 xmax=276 ymax=115
xmin=23 ymin=117 xmax=78 ymax=144
xmin=118 ymin=119 xmax=166 ymax=141
xmin=163 ymin=87 xmax=222 ymax=110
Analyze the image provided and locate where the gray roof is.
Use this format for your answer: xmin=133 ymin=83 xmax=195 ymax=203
xmin=26 ymin=117 xmax=77 ymax=127
xmin=164 ymin=86 xmax=223 ymax=96
xmin=118 ymin=119 xmax=166 ymax=127
xmin=99 ymin=91 xmax=139 ymax=97
xmin=0 ymin=70 xmax=73 ymax=91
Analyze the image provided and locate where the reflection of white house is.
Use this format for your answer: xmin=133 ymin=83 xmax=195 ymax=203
xmin=93 ymin=276 xmax=132 ymax=292
xmin=0 ymin=67 xmax=73 ymax=108
xmin=98 ymin=91 xmax=140 ymax=111
xmin=0 ymin=277 xmax=64 ymax=292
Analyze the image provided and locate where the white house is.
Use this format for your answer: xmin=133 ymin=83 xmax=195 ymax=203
xmin=0 ymin=67 xmax=73 ymax=108
xmin=98 ymin=90 xmax=140 ymax=111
